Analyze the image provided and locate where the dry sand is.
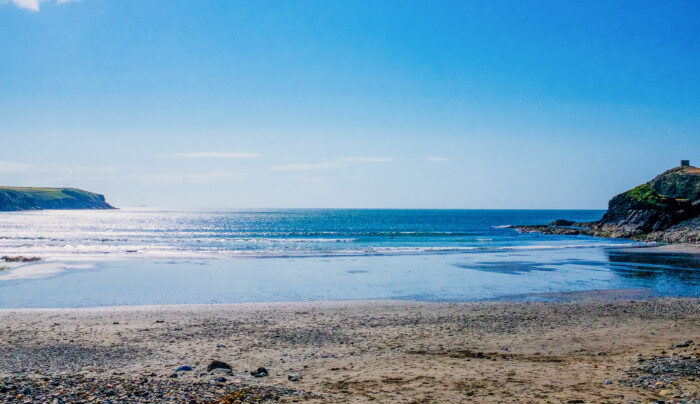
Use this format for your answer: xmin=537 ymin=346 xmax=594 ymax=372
xmin=1 ymin=296 xmax=699 ymax=403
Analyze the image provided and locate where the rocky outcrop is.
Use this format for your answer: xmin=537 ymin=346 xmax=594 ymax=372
xmin=514 ymin=164 xmax=700 ymax=243
xmin=0 ymin=187 xmax=115 ymax=211
xmin=642 ymin=216 xmax=700 ymax=244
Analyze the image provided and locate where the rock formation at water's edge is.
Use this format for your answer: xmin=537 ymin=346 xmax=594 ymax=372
xmin=514 ymin=164 xmax=700 ymax=243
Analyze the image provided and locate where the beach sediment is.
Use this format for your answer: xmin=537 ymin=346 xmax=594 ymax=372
xmin=614 ymin=243 xmax=700 ymax=255
xmin=1 ymin=298 xmax=699 ymax=403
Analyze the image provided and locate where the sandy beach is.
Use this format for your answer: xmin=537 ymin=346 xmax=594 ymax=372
xmin=3 ymin=0 xmax=699 ymax=402
xmin=1 ymin=296 xmax=699 ymax=403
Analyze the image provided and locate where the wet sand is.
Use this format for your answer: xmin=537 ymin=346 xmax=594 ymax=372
xmin=1 ymin=297 xmax=699 ymax=403
xmin=615 ymin=243 xmax=700 ymax=255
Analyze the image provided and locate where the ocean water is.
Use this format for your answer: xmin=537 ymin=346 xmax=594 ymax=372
xmin=0 ymin=209 xmax=698 ymax=308
xmin=0 ymin=208 xmax=626 ymax=259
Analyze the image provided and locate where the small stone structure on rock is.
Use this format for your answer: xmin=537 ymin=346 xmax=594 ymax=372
xmin=681 ymin=160 xmax=690 ymax=167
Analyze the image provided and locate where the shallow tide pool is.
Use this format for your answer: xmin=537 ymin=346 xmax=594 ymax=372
xmin=1 ymin=247 xmax=698 ymax=308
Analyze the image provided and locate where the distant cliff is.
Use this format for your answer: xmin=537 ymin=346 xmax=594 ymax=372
xmin=515 ymin=164 xmax=700 ymax=243
xmin=0 ymin=187 xmax=115 ymax=211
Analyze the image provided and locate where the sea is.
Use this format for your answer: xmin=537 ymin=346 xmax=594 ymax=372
xmin=0 ymin=209 xmax=698 ymax=308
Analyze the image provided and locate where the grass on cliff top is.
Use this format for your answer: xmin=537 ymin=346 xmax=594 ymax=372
xmin=657 ymin=165 xmax=700 ymax=178
xmin=0 ymin=187 xmax=97 ymax=201
xmin=626 ymin=184 xmax=670 ymax=206
xmin=0 ymin=186 xmax=74 ymax=191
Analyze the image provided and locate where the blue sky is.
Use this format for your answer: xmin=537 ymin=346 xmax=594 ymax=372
xmin=1 ymin=0 xmax=698 ymax=208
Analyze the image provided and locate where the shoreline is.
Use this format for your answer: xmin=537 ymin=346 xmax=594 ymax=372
xmin=0 ymin=298 xmax=425 ymax=313
xmin=0 ymin=288 xmax=672 ymax=312
xmin=2 ymin=297 xmax=698 ymax=402
xmin=612 ymin=243 xmax=700 ymax=255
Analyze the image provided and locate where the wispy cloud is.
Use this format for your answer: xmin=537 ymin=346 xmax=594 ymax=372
xmin=42 ymin=165 xmax=117 ymax=173
xmin=0 ymin=162 xmax=116 ymax=176
xmin=271 ymin=162 xmax=341 ymax=171
xmin=80 ymin=171 xmax=246 ymax=184
xmin=425 ymin=156 xmax=450 ymax=162
xmin=340 ymin=157 xmax=393 ymax=163
xmin=0 ymin=161 xmax=31 ymax=173
xmin=140 ymin=171 xmax=245 ymax=183
xmin=289 ymin=175 xmax=331 ymax=184
xmin=2 ymin=0 xmax=81 ymax=12
xmin=172 ymin=152 xmax=260 ymax=159
xmin=271 ymin=157 xmax=392 ymax=171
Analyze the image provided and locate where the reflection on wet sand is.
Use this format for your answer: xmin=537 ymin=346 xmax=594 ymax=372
xmin=606 ymin=250 xmax=700 ymax=283
xmin=454 ymin=261 xmax=555 ymax=274
xmin=456 ymin=248 xmax=700 ymax=301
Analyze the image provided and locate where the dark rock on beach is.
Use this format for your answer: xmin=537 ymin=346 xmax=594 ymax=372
xmin=207 ymin=360 xmax=233 ymax=374
xmin=549 ymin=219 xmax=577 ymax=227
xmin=250 ymin=367 xmax=269 ymax=378
xmin=1 ymin=255 xmax=41 ymax=262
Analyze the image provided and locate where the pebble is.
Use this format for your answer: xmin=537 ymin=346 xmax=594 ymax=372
xmin=250 ymin=367 xmax=269 ymax=378
xmin=0 ymin=373 xmax=313 ymax=403
xmin=207 ymin=360 xmax=232 ymax=373
xmin=618 ymin=351 xmax=700 ymax=398
xmin=288 ymin=372 xmax=301 ymax=382
xmin=176 ymin=365 xmax=192 ymax=372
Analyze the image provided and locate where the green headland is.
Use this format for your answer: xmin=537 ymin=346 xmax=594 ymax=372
xmin=0 ymin=186 xmax=115 ymax=211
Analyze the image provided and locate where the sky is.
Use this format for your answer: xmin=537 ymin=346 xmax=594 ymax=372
xmin=0 ymin=0 xmax=698 ymax=209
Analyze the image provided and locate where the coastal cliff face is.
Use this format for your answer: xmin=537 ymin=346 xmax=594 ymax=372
xmin=0 ymin=187 xmax=115 ymax=211
xmin=515 ymin=165 xmax=700 ymax=243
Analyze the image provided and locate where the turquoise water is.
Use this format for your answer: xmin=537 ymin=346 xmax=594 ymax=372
xmin=0 ymin=209 xmax=697 ymax=308
xmin=0 ymin=209 xmax=626 ymax=259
